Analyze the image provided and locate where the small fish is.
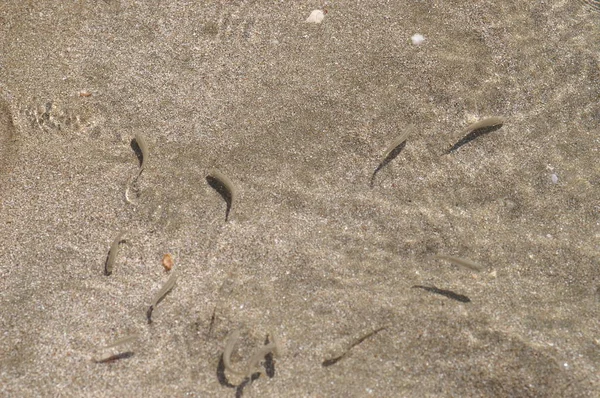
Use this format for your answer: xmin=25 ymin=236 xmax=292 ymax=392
xmin=222 ymin=330 xmax=282 ymax=378
xmin=371 ymin=131 xmax=410 ymax=187
xmin=206 ymin=169 xmax=237 ymax=221
xmin=322 ymin=326 xmax=387 ymax=367
xmin=93 ymin=334 xmax=138 ymax=363
xmin=432 ymin=255 xmax=484 ymax=272
xmin=322 ymin=356 xmax=343 ymax=367
xmin=104 ymin=231 xmax=126 ymax=276
xmin=101 ymin=334 xmax=138 ymax=350
xmin=133 ymin=134 xmax=149 ymax=174
xmin=461 ymin=117 xmax=504 ymax=136
xmin=246 ymin=340 xmax=280 ymax=377
xmin=448 ymin=116 xmax=504 ymax=153
xmin=207 ymin=307 xmax=217 ymax=337
xmin=412 ymin=285 xmax=471 ymax=303
xmin=93 ymin=352 xmax=134 ymax=363
xmin=223 ymin=330 xmax=245 ymax=376
xmin=147 ymin=272 xmax=177 ymax=324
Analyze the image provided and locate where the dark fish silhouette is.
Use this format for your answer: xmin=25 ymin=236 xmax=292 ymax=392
xmin=412 ymin=285 xmax=471 ymax=303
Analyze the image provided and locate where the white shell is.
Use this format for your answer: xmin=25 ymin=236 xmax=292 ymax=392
xmin=411 ymin=33 xmax=425 ymax=45
xmin=306 ymin=10 xmax=325 ymax=24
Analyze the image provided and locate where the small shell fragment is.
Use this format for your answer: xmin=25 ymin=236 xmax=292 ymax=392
xmin=306 ymin=9 xmax=325 ymax=24
xmin=162 ymin=253 xmax=174 ymax=271
xmin=411 ymin=34 xmax=425 ymax=46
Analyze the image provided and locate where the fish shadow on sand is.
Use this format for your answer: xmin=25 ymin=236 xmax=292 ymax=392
xmin=447 ymin=124 xmax=503 ymax=154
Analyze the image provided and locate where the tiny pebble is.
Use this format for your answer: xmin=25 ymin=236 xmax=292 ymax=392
xmin=551 ymin=173 xmax=558 ymax=184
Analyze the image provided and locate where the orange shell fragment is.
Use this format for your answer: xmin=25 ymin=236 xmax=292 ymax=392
xmin=162 ymin=253 xmax=174 ymax=271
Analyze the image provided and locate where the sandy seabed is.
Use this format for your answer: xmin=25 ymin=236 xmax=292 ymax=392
xmin=1 ymin=1 xmax=599 ymax=397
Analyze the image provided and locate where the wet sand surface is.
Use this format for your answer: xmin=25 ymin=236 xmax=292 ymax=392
xmin=1 ymin=1 xmax=599 ymax=397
